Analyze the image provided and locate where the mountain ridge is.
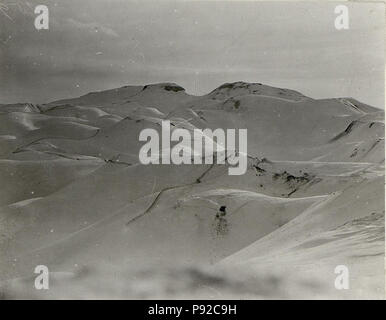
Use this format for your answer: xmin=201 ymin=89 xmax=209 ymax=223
xmin=1 ymin=81 xmax=382 ymax=112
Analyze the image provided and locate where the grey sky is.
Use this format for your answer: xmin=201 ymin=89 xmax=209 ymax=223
xmin=0 ymin=0 xmax=384 ymax=108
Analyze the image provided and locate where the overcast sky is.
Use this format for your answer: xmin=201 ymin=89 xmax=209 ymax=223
xmin=0 ymin=0 xmax=384 ymax=108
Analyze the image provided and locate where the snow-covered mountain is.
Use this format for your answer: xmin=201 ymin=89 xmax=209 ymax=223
xmin=0 ymin=82 xmax=384 ymax=299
